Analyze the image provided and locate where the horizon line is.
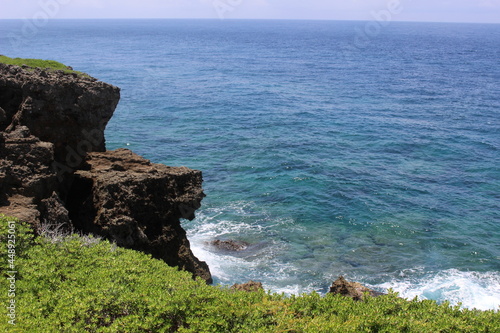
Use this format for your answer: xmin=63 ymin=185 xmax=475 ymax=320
xmin=0 ymin=17 xmax=499 ymax=25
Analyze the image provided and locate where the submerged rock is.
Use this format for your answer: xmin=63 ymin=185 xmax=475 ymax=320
xmin=209 ymin=239 xmax=250 ymax=252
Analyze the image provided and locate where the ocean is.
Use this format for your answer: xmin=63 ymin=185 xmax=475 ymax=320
xmin=1 ymin=19 xmax=499 ymax=310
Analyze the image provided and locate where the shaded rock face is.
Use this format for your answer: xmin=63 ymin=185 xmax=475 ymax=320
xmin=0 ymin=63 xmax=211 ymax=282
xmin=0 ymin=126 xmax=55 ymax=198
xmin=0 ymin=126 xmax=57 ymax=227
xmin=0 ymin=63 xmax=120 ymax=202
xmin=0 ymin=64 xmax=119 ymax=164
xmin=328 ymin=276 xmax=383 ymax=301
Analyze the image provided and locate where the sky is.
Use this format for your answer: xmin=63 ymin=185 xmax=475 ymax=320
xmin=1 ymin=0 xmax=499 ymax=23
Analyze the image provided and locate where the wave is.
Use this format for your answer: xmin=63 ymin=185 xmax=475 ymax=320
xmin=184 ymin=201 xmax=320 ymax=294
xmin=374 ymin=268 xmax=500 ymax=311
xmin=185 ymin=202 xmax=499 ymax=311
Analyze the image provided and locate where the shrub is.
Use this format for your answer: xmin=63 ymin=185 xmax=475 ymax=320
xmin=0 ymin=216 xmax=498 ymax=332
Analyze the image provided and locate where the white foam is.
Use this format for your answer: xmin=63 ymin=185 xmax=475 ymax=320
xmin=184 ymin=200 xmax=311 ymax=291
xmin=376 ymin=269 xmax=500 ymax=311
xmin=185 ymin=202 xmax=500 ymax=311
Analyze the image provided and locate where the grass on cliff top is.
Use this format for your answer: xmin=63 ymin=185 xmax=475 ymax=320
xmin=1 ymin=215 xmax=498 ymax=332
xmin=0 ymin=55 xmax=88 ymax=76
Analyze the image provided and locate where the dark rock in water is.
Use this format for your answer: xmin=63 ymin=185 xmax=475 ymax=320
xmin=328 ymin=276 xmax=383 ymax=301
xmin=209 ymin=239 xmax=250 ymax=252
xmin=0 ymin=63 xmax=211 ymax=283
xmin=231 ymin=281 xmax=264 ymax=292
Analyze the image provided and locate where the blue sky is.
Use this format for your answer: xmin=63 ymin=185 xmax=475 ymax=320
xmin=1 ymin=0 xmax=499 ymax=23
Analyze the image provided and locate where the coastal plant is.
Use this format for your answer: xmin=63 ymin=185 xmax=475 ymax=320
xmin=0 ymin=216 xmax=498 ymax=332
xmin=0 ymin=55 xmax=88 ymax=76
xmin=0 ymin=215 xmax=34 ymax=266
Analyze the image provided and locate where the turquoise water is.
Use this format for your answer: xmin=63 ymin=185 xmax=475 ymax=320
xmin=1 ymin=19 xmax=499 ymax=310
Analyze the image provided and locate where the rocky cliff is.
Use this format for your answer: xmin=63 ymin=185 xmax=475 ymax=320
xmin=0 ymin=63 xmax=211 ymax=282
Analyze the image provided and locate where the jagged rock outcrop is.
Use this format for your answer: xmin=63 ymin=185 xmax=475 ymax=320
xmin=67 ymin=148 xmax=211 ymax=283
xmin=0 ymin=63 xmax=211 ymax=282
xmin=0 ymin=64 xmax=118 ymax=163
xmin=0 ymin=63 xmax=119 ymax=206
xmin=328 ymin=276 xmax=383 ymax=300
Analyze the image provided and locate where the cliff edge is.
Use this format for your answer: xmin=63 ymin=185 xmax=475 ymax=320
xmin=0 ymin=62 xmax=211 ymax=282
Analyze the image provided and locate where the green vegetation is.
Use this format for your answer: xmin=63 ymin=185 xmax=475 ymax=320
xmin=0 ymin=55 xmax=87 ymax=76
xmin=1 ymin=215 xmax=498 ymax=332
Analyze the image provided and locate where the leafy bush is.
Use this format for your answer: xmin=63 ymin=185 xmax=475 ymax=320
xmin=0 ymin=216 xmax=34 ymax=270
xmin=1 ymin=216 xmax=498 ymax=332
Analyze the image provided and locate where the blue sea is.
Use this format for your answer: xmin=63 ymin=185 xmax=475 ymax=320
xmin=1 ymin=19 xmax=499 ymax=310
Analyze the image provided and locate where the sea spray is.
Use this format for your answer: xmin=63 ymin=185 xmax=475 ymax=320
xmin=375 ymin=269 xmax=500 ymax=310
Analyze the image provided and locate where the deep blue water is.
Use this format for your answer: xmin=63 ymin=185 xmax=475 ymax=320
xmin=1 ymin=19 xmax=499 ymax=310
